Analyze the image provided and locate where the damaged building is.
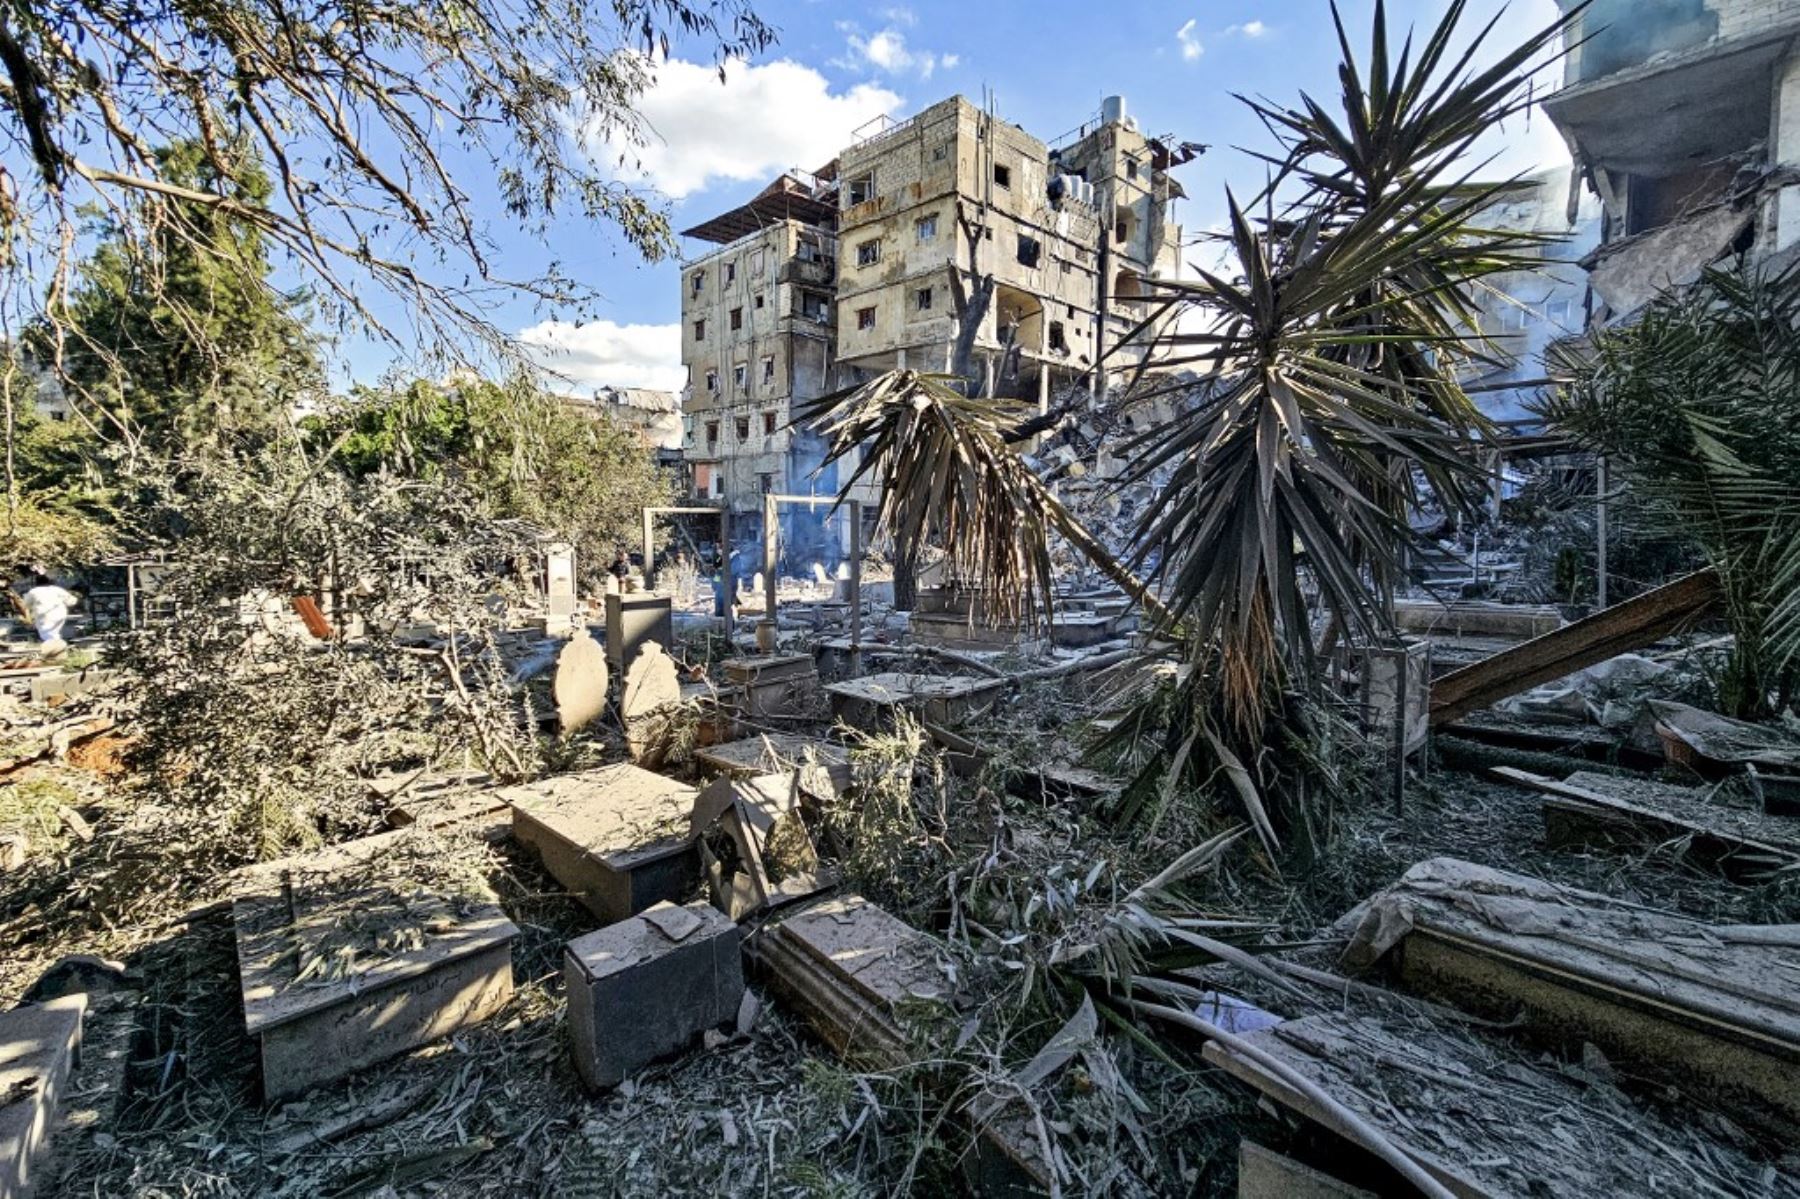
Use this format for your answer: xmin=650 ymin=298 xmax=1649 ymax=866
xmin=678 ymin=93 xmax=1196 ymax=516
xmin=1546 ymin=0 xmax=1800 ymax=319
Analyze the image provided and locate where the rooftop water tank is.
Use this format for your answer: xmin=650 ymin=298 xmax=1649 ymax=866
xmin=1101 ymin=95 xmax=1127 ymax=125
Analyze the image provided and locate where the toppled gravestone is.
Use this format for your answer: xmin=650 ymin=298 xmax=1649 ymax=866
xmin=553 ymin=631 xmax=610 ymax=733
xmin=690 ymin=773 xmax=833 ymax=920
xmin=564 ymin=900 xmax=744 ymax=1091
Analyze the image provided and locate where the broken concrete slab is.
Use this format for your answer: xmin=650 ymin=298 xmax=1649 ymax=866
xmin=1339 ymin=856 xmax=1800 ymax=1134
xmin=553 ymin=632 xmax=610 ymax=733
xmin=693 ymin=734 xmax=852 ymax=802
xmin=1494 ymin=766 xmax=1800 ymax=879
xmin=230 ymin=829 xmax=517 ymax=1103
xmin=505 ymin=765 xmax=699 ymax=923
xmin=750 ymin=894 xmax=948 ymax=1067
xmin=1392 ymin=599 xmax=1562 ymax=640
xmin=564 ymin=900 xmax=743 ymax=1091
xmin=1203 ymin=1006 xmax=1787 ymax=1199
xmin=1237 ymin=1141 xmax=1376 ymax=1199
xmin=824 ymin=672 xmax=1006 ymax=731
xmin=0 ymin=994 xmax=85 ymax=1199
xmin=690 ymin=774 xmax=833 ymax=920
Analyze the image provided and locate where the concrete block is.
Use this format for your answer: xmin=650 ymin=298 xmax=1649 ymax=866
xmin=722 ymin=654 xmax=821 ymax=720
xmin=231 ymin=830 xmax=518 ymax=1102
xmin=0 ymin=995 xmax=85 ymax=1199
xmin=605 ymin=593 xmax=674 ymax=673
xmin=693 ymin=734 xmax=851 ymax=802
xmin=564 ymin=900 xmax=743 ymax=1090
xmin=505 ymin=765 xmax=700 ymax=923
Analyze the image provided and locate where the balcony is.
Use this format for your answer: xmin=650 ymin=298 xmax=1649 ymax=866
xmin=779 ymin=257 xmax=836 ymax=287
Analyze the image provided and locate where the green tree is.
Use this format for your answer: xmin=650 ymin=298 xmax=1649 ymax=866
xmin=24 ymin=141 xmax=323 ymax=463
xmin=311 ymin=374 xmax=672 ymax=581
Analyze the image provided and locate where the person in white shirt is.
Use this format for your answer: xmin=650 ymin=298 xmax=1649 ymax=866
xmin=20 ymin=575 xmax=80 ymax=652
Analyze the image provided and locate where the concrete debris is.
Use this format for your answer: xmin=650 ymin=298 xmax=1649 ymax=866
xmin=1339 ymin=856 xmax=1800 ymax=1133
xmin=552 ymin=632 xmax=610 ymax=733
xmin=506 ymin=764 xmax=699 ymax=923
xmin=229 ymin=830 xmax=518 ymax=1102
xmin=1236 ymin=1141 xmax=1376 ymax=1199
xmin=690 ymin=773 xmax=833 ymax=920
xmin=1646 ymin=699 xmax=1800 ymax=771
xmin=564 ymin=900 xmax=744 ymax=1091
xmin=0 ymin=994 xmax=85 ymax=1199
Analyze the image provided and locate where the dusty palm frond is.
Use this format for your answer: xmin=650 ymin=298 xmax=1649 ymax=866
xmin=799 ymin=370 xmax=1169 ymax=627
xmin=1541 ymin=263 xmax=1800 ymax=717
xmin=1122 ymin=1 xmax=1572 ymax=730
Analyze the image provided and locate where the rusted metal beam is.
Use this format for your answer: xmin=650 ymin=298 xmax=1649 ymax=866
xmin=1428 ymin=568 xmax=1721 ymax=727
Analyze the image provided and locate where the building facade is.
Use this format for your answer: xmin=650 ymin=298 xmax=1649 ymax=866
xmin=1545 ymin=0 xmax=1800 ymax=320
xmin=677 ymin=93 xmax=1195 ymax=516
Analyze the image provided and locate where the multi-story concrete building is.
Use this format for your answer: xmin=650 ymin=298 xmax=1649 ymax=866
xmin=677 ymin=93 xmax=1196 ymax=517
xmin=832 ymin=94 xmax=1189 ymax=405
xmin=678 ymin=172 xmax=841 ymax=510
xmin=1545 ymin=0 xmax=1800 ymax=320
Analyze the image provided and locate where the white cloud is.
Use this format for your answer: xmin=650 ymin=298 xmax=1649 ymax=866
xmin=516 ymin=319 xmax=685 ymax=392
xmin=1222 ymin=20 xmax=1268 ymax=38
xmin=878 ymin=5 xmax=917 ymax=26
xmin=589 ymin=57 xmax=902 ymax=199
xmin=1177 ymin=19 xmax=1204 ymax=61
xmin=838 ymin=23 xmax=958 ymax=79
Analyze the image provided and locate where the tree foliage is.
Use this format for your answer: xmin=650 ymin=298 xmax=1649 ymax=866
xmin=308 ymin=374 xmax=673 ymax=581
xmin=1542 ymin=264 xmax=1800 ymax=718
xmin=1 ymin=0 xmax=771 ymax=366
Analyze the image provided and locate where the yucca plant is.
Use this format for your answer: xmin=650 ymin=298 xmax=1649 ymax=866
xmin=1541 ymin=264 xmax=1800 ymax=718
xmin=802 ymin=0 xmax=1574 ymax=853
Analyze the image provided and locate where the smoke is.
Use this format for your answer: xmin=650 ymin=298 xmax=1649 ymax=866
xmin=1578 ymin=0 xmax=1718 ymax=81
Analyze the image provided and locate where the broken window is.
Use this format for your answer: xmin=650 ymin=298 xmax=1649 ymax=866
xmin=916 ymin=214 xmax=938 ymax=242
xmin=736 ymin=417 xmax=750 ymax=441
xmin=932 ymin=143 xmax=949 ymax=162
xmin=847 ymin=172 xmax=875 ymax=206
xmin=1125 ymin=157 xmax=1139 ymax=181
xmin=856 ymin=239 xmax=881 ymax=267
xmin=691 ymin=270 xmax=704 ymax=295
xmin=751 ymin=250 xmax=766 ymax=277
xmin=758 ymin=472 xmax=775 ymax=494
xmin=993 ymin=163 xmax=1011 ymax=189
xmin=762 ymin=355 xmax=775 ymax=383
xmin=725 ymin=262 xmax=736 ymax=284
xmin=856 ymin=306 xmax=876 ymax=331
xmin=1049 ymin=321 xmax=1068 ymax=353
xmin=798 ymin=233 xmax=822 ymax=262
xmin=754 ymin=294 xmax=764 ymax=309
xmin=763 ymin=411 xmax=777 ymax=436
xmin=799 ymin=291 xmax=828 ymax=320
xmin=916 ymin=287 xmax=933 ymax=312
xmin=693 ymin=319 xmax=706 ymax=340
xmin=705 ymin=369 xmax=718 ymax=392
xmin=706 ymin=421 xmax=719 ymax=447
xmin=730 ymin=307 xmax=743 ymax=331
xmin=1115 ymin=218 xmax=1129 ymax=244
xmin=1017 ymin=234 xmax=1042 ymax=268
xmin=733 ymin=363 xmax=747 ymax=388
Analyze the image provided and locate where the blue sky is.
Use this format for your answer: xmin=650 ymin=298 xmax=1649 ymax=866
xmin=348 ymin=0 xmax=1574 ymax=392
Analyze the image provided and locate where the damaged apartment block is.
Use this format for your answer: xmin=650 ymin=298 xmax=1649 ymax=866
xmin=1546 ymin=0 xmax=1800 ymax=317
xmin=677 ymin=93 xmax=1200 ymax=524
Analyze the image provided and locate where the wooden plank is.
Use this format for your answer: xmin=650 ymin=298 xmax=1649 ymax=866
xmin=1427 ymin=569 xmax=1720 ymax=726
